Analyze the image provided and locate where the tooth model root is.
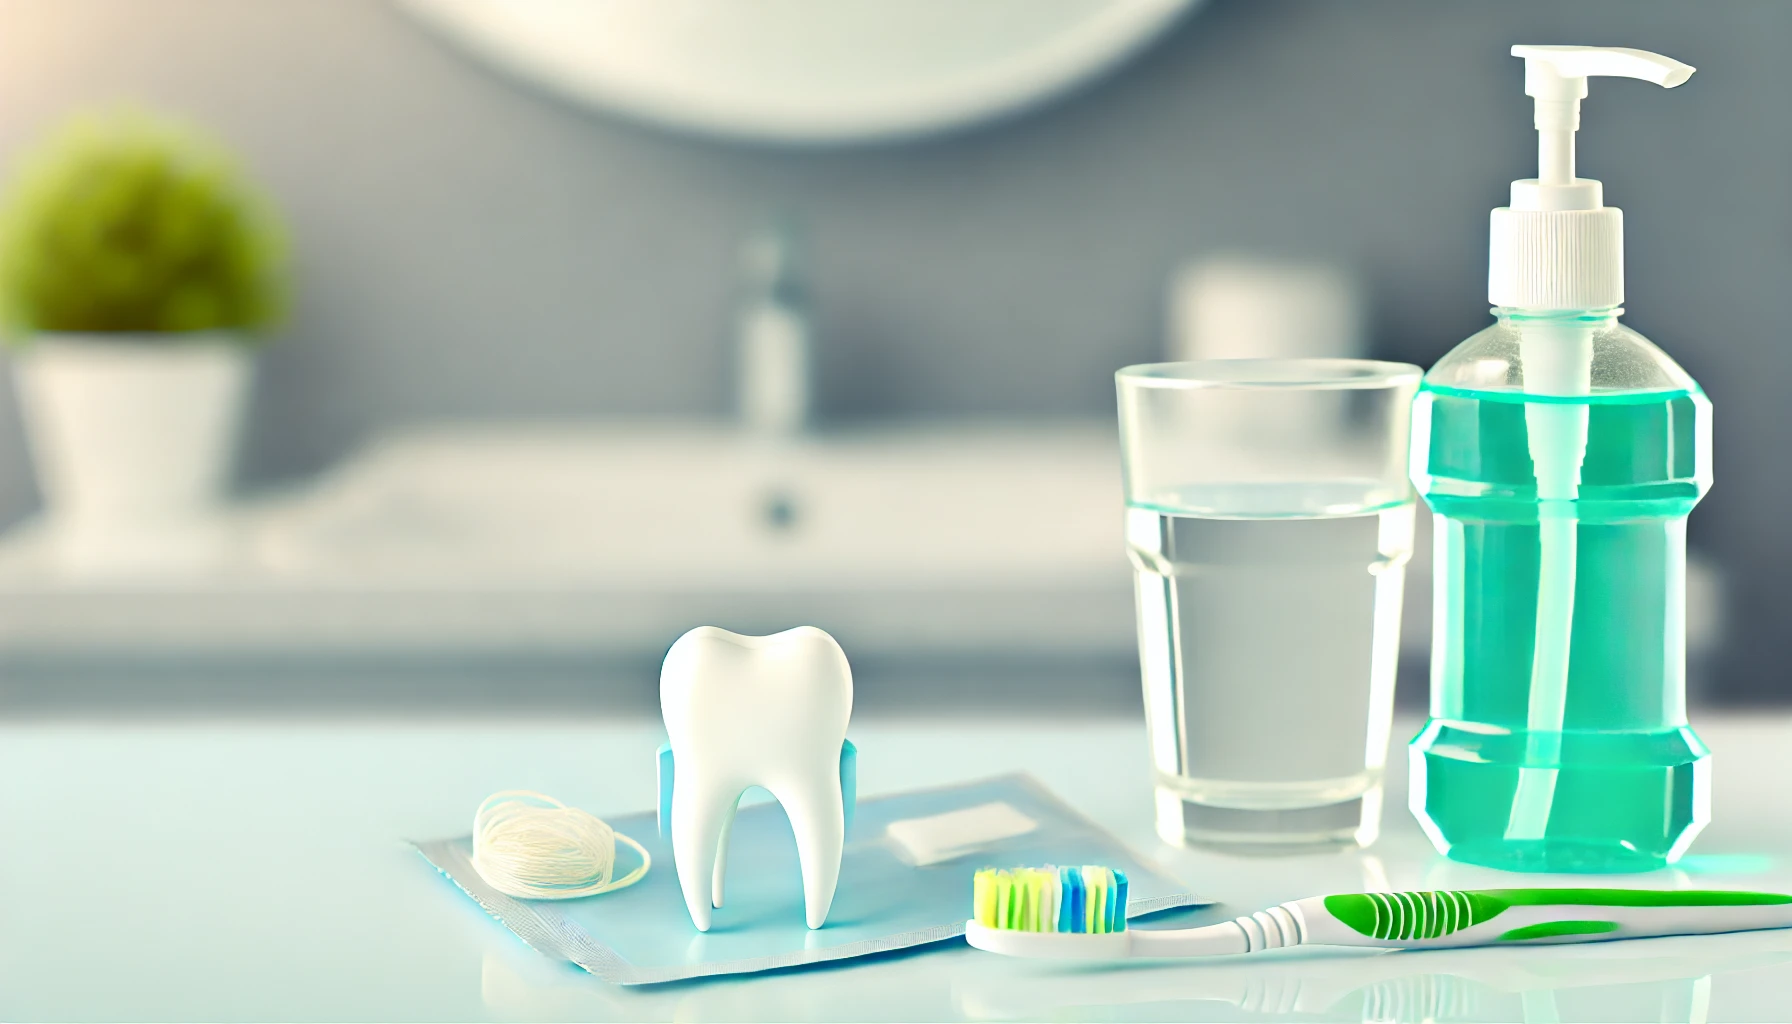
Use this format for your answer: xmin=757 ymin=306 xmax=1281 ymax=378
xmin=773 ymin=775 xmax=847 ymax=929
xmin=711 ymin=797 xmax=739 ymax=909
xmin=670 ymin=783 xmax=740 ymax=932
xmin=659 ymin=625 xmax=855 ymax=932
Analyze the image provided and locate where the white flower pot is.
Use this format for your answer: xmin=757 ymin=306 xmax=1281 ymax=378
xmin=12 ymin=333 xmax=252 ymax=572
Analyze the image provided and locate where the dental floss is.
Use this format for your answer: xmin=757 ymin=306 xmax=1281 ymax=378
xmin=471 ymin=790 xmax=650 ymax=900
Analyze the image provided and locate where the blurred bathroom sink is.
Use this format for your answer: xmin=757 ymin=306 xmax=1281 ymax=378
xmin=263 ymin=422 xmax=1121 ymax=588
xmin=0 ymin=421 xmax=1134 ymax=661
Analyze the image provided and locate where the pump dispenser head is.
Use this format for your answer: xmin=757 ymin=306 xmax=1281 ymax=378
xmin=1489 ymin=45 xmax=1694 ymax=310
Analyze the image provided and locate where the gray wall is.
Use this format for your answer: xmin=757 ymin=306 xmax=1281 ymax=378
xmin=0 ymin=1 xmax=1786 ymax=698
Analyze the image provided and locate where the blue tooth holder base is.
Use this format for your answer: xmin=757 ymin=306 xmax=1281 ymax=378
xmin=657 ymin=739 xmax=857 ymax=839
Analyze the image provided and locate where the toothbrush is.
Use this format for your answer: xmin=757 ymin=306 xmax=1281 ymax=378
xmin=965 ymin=867 xmax=1792 ymax=960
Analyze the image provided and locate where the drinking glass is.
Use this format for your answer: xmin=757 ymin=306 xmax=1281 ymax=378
xmin=1116 ymin=358 xmax=1422 ymax=850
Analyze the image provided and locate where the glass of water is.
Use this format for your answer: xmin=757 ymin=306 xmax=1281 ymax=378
xmin=1116 ymin=359 xmax=1422 ymax=851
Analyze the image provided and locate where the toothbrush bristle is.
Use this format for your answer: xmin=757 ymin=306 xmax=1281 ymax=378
xmin=972 ymin=865 xmax=1128 ymax=933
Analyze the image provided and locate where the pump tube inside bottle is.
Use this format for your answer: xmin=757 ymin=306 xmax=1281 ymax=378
xmin=1506 ymin=322 xmax=1593 ymax=840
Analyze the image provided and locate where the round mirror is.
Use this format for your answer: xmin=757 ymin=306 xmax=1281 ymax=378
xmin=401 ymin=0 xmax=1198 ymax=145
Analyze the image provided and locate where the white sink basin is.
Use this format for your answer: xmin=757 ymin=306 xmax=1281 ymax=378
xmin=0 ymin=421 xmax=1135 ymax=660
xmin=264 ymin=422 xmax=1124 ymax=588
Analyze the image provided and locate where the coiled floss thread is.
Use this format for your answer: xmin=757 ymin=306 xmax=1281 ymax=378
xmin=471 ymin=790 xmax=650 ymax=900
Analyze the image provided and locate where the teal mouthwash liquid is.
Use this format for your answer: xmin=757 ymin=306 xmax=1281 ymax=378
xmin=1410 ymin=357 xmax=1712 ymax=872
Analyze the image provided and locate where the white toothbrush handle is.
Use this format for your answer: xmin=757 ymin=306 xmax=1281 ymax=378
xmin=1140 ymin=889 xmax=1792 ymax=956
xmin=968 ymin=890 xmax=1792 ymax=962
xmin=1292 ymin=890 xmax=1792 ymax=950
xmin=965 ymin=920 xmax=1248 ymax=960
xmin=1127 ymin=921 xmax=1252 ymax=957
xmin=1128 ymin=904 xmax=1308 ymax=956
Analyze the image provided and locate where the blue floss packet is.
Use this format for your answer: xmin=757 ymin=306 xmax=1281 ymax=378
xmin=416 ymin=772 xmax=1208 ymax=985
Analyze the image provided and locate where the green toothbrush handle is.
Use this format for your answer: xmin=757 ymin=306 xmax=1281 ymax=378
xmin=1291 ymin=889 xmax=1792 ymax=950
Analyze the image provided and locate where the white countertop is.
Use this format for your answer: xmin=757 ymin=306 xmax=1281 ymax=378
xmin=3 ymin=711 xmax=1789 ymax=1022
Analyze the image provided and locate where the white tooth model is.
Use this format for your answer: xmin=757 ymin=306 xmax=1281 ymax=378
xmin=658 ymin=625 xmax=856 ymax=931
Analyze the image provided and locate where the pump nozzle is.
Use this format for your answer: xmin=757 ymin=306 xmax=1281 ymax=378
xmin=1508 ymin=45 xmax=1695 ymax=209
xmin=1490 ymin=44 xmax=1694 ymax=310
xmin=1512 ymin=44 xmax=1694 ymax=94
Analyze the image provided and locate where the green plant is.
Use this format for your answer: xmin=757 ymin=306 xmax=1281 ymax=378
xmin=0 ymin=107 xmax=288 ymax=341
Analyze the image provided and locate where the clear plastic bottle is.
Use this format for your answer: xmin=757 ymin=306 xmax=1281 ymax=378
xmin=1409 ymin=307 xmax=1711 ymax=871
xmin=1410 ymin=45 xmax=1711 ymax=871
